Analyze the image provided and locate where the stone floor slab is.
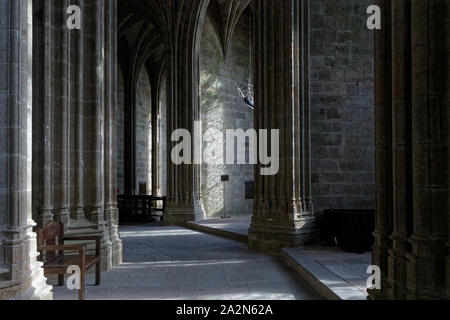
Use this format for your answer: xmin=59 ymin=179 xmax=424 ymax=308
xmin=281 ymin=246 xmax=371 ymax=300
xmin=52 ymin=225 xmax=321 ymax=300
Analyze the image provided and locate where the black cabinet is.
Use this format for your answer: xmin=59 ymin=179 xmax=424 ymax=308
xmin=320 ymin=209 xmax=375 ymax=254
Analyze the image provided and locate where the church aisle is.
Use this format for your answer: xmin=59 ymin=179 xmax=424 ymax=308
xmin=51 ymin=226 xmax=322 ymax=300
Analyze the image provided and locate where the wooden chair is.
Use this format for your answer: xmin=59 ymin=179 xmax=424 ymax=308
xmin=36 ymin=221 xmax=101 ymax=300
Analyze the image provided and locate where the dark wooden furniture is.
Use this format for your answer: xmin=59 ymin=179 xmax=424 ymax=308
xmin=118 ymin=195 xmax=167 ymax=223
xmin=245 ymin=181 xmax=255 ymax=199
xmin=320 ymin=209 xmax=375 ymax=254
xmin=138 ymin=182 xmax=147 ymax=195
xmin=36 ymin=221 xmax=101 ymax=300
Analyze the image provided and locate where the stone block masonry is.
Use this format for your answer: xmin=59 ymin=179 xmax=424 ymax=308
xmin=200 ymin=11 xmax=254 ymax=218
xmin=310 ymin=0 xmax=375 ymax=214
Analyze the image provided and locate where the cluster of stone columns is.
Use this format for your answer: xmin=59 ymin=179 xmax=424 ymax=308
xmin=152 ymin=0 xmax=258 ymax=224
xmin=2 ymin=0 xmax=447 ymax=301
xmin=162 ymin=0 xmax=210 ymax=225
xmin=247 ymin=0 xmax=317 ymax=251
xmin=117 ymin=0 xmax=167 ymax=197
xmin=0 ymin=0 xmax=52 ymax=300
xmin=149 ymin=0 xmax=319 ymax=246
xmin=118 ymin=0 xmax=256 ymax=225
xmin=369 ymin=0 xmax=449 ymax=300
xmin=31 ymin=0 xmax=121 ymax=271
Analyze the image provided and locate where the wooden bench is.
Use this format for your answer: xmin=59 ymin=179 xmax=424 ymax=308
xmin=37 ymin=221 xmax=101 ymax=300
xmin=118 ymin=195 xmax=167 ymax=223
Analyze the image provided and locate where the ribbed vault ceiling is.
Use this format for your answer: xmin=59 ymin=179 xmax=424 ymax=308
xmin=117 ymin=0 xmax=252 ymax=91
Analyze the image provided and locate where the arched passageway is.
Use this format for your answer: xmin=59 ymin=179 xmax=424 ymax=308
xmin=0 ymin=0 xmax=448 ymax=301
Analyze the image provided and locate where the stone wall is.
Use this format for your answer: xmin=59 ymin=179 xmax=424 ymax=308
xmin=310 ymin=0 xmax=375 ymax=214
xmin=200 ymin=11 xmax=254 ymax=217
xmin=135 ymin=68 xmax=152 ymax=193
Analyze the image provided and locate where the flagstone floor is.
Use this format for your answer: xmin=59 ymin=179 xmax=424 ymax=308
xmin=51 ymin=225 xmax=322 ymax=300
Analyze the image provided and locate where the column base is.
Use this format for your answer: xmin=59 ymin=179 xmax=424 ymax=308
xmin=1 ymin=226 xmax=53 ymax=300
xmin=164 ymin=202 xmax=206 ymax=226
xmin=405 ymin=237 xmax=448 ymax=300
xmin=386 ymin=246 xmax=409 ymax=299
xmin=95 ymin=237 xmax=123 ymax=272
xmin=1 ymin=261 xmax=53 ymax=300
xmin=367 ymin=283 xmax=390 ymax=300
xmin=370 ymin=233 xmax=391 ymax=299
xmin=447 ymin=247 xmax=450 ymax=299
xmin=105 ymin=236 xmax=123 ymax=270
xmin=109 ymin=228 xmax=123 ymax=268
xmin=248 ymin=216 xmax=319 ymax=253
xmin=103 ymin=208 xmax=123 ymax=271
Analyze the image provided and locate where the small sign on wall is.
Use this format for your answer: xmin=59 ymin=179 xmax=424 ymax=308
xmin=221 ymin=175 xmax=230 ymax=219
xmin=245 ymin=181 xmax=254 ymax=199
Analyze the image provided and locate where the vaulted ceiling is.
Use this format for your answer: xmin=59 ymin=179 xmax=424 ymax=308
xmin=117 ymin=0 xmax=253 ymax=94
xmin=118 ymin=0 xmax=166 ymax=96
xmin=207 ymin=0 xmax=253 ymax=57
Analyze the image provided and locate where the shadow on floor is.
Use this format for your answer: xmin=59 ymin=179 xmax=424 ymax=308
xmin=51 ymin=225 xmax=322 ymax=300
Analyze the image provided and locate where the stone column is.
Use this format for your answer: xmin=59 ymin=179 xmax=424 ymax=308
xmin=407 ymin=0 xmax=448 ymax=300
xmin=370 ymin=0 xmax=449 ymax=300
xmin=123 ymin=46 xmax=137 ymax=195
xmin=104 ymin=0 xmax=122 ymax=268
xmin=150 ymin=72 xmax=163 ymax=197
xmin=86 ymin=0 xmax=106 ymax=232
xmin=145 ymin=60 xmax=166 ymax=197
xmin=151 ymin=89 xmax=159 ymax=197
xmin=369 ymin=0 xmax=393 ymax=300
xmin=32 ymin=0 xmax=54 ymax=228
xmin=32 ymin=0 xmax=122 ymax=271
xmin=447 ymin=5 xmax=450 ymax=299
xmin=0 ymin=0 xmax=52 ymax=300
xmin=248 ymin=0 xmax=318 ymax=252
xmin=386 ymin=0 xmax=413 ymax=300
xmin=163 ymin=0 xmax=209 ymax=225
xmin=71 ymin=0 xmax=86 ymax=223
